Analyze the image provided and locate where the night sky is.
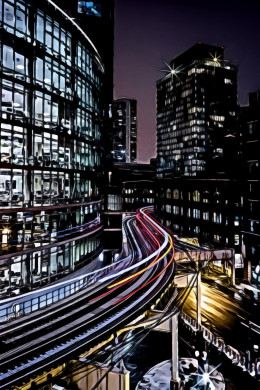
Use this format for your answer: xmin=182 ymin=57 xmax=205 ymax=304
xmin=114 ymin=0 xmax=260 ymax=163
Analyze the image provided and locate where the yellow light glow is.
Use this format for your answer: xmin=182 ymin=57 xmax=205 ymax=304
xmin=208 ymin=51 xmax=222 ymax=69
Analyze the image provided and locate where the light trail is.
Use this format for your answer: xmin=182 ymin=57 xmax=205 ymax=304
xmin=108 ymin=235 xmax=172 ymax=288
xmin=108 ymin=212 xmax=165 ymax=288
xmin=113 ymin=236 xmax=175 ymax=305
xmin=89 ymin=214 xmax=163 ymax=301
xmin=99 ymin=206 xmax=170 ymax=283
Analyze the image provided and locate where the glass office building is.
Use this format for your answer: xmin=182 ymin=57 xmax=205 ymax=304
xmin=157 ymin=43 xmax=238 ymax=177
xmin=0 ymin=0 xmax=104 ymax=296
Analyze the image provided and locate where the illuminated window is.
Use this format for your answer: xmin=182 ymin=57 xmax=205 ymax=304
xmin=188 ymin=68 xmax=196 ymax=75
xmin=203 ymin=212 xmax=209 ymax=221
xmin=234 ymin=235 xmax=239 ymax=246
xmin=213 ymin=212 xmax=222 ymax=224
xmin=193 ymin=190 xmax=200 ymax=202
xmin=193 ymin=209 xmax=200 ymax=219
xmin=166 ymin=204 xmax=171 ymax=213
xmin=107 ymin=194 xmax=121 ymax=211
xmin=173 ymin=189 xmax=179 ymax=199
xmin=213 ymin=234 xmax=221 ymax=242
xmin=234 ymin=217 xmax=239 ymax=226
xmin=210 ymin=115 xmax=225 ymax=121
xmin=194 ymin=226 xmax=200 ymax=233
xmin=173 ymin=206 xmax=179 ymax=215
xmin=166 ymin=188 xmax=171 ymax=198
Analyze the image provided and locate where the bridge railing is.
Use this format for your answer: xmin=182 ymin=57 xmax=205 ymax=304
xmin=180 ymin=311 xmax=258 ymax=378
xmin=0 ymin=253 xmax=132 ymax=323
xmin=0 ymin=207 xmax=173 ymax=324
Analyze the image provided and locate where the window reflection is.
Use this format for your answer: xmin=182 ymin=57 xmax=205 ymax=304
xmin=0 ymin=0 xmax=103 ymax=295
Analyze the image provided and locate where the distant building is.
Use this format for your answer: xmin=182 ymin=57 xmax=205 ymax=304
xmin=111 ymin=99 xmax=137 ymax=163
xmin=104 ymin=162 xmax=155 ymax=212
xmin=101 ymin=162 xmax=155 ymax=249
xmin=241 ymin=91 xmax=260 ymax=285
xmin=155 ymin=177 xmax=242 ymax=252
xmin=156 ymin=42 xmax=238 ymax=177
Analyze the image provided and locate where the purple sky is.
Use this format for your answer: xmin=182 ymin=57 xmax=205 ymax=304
xmin=113 ymin=0 xmax=260 ymax=163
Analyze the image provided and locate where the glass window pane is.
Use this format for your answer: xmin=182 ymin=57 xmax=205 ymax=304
xmin=36 ymin=14 xmax=44 ymax=43
xmin=3 ymin=45 xmax=14 ymax=70
xmin=4 ymin=3 xmax=15 ymax=27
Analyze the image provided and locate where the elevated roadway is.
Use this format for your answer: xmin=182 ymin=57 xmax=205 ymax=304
xmin=0 ymin=207 xmax=176 ymax=389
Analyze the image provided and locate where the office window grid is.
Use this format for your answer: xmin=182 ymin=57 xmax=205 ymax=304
xmin=0 ymin=0 xmax=104 ymax=296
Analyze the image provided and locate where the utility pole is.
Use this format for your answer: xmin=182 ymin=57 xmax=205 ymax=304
xmin=196 ymin=261 xmax=201 ymax=329
xmin=231 ymin=248 xmax=236 ymax=286
xmin=170 ymin=312 xmax=180 ymax=390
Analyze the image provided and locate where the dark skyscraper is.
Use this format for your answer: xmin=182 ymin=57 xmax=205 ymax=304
xmin=156 ymin=42 xmax=238 ymax=177
xmin=155 ymin=43 xmax=242 ymax=253
xmin=111 ymin=98 xmax=137 ymax=163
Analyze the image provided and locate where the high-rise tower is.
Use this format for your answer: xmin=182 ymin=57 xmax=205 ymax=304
xmin=156 ymin=43 xmax=238 ymax=177
xmin=111 ymin=98 xmax=137 ymax=163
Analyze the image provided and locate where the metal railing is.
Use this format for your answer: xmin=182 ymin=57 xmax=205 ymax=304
xmin=180 ymin=311 xmax=259 ymax=378
xmin=0 ymin=252 xmax=132 ymax=323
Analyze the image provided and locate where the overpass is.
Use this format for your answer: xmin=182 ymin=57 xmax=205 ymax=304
xmin=0 ymin=207 xmax=175 ymax=389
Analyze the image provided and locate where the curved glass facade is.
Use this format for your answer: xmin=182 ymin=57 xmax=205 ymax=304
xmin=0 ymin=0 xmax=104 ymax=296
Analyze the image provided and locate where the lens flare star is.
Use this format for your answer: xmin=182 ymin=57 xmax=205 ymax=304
xmin=208 ymin=51 xmax=223 ymax=73
xmin=191 ymin=361 xmax=223 ymax=389
xmin=158 ymin=58 xmax=183 ymax=82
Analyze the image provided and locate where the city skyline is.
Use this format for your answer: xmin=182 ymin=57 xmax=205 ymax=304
xmin=0 ymin=1 xmax=259 ymax=388
xmin=114 ymin=0 xmax=260 ymax=162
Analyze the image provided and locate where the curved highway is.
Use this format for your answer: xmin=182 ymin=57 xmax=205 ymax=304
xmin=0 ymin=207 xmax=175 ymax=389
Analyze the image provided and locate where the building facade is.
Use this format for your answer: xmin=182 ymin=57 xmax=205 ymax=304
xmin=155 ymin=43 xmax=244 ymax=260
xmin=0 ymin=0 xmax=104 ymax=296
xmin=157 ymin=42 xmax=238 ymax=177
xmin=52 ymin=0 xmax=115 ymax=163
xmin=111 ymin=98 xmax=137 ymax=163
xmin=155 ymin=177 xmax=242 ymax=252
xmin=241 ymin=91 xmax=260 ymax=285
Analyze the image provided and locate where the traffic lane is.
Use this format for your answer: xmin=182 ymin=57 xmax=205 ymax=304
xmin=180 ymin=281 xmax=260 ymax=351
